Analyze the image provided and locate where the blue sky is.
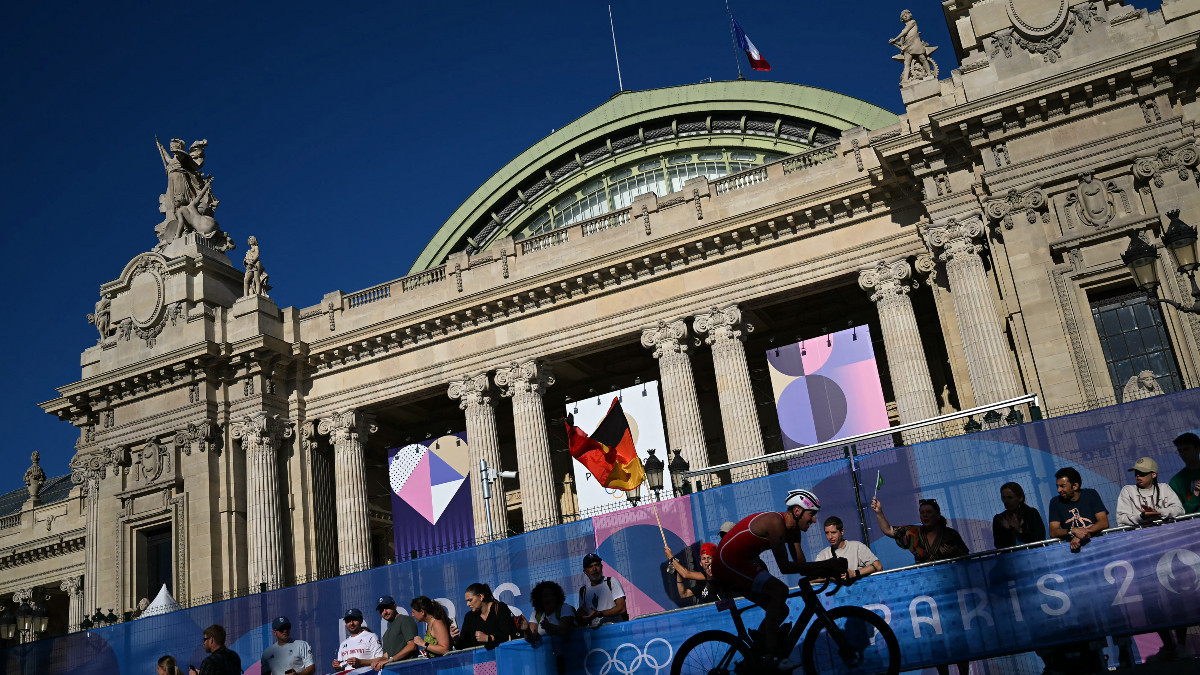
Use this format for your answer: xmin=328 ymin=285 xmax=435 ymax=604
xmin=0 ymin=2 xmax=963 ymax=478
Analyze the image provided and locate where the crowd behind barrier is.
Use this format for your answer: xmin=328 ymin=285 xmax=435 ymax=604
xmin=4 ymin=388 xmax=1200 ymax=675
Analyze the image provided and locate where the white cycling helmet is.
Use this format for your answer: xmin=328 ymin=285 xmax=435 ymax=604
xmin=785 ymin=488 xmax=821 ymax=512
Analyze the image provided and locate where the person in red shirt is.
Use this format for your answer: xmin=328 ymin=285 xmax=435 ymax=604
xmin=710 ymin=488 xmax=845 ymax=664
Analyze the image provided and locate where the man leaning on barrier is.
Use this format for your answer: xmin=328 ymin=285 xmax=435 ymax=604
xmin=813 ymin=515 xmax=881 ymax=581
xmin=1169 ymin=432 xmax=1200 ymax=514
xmin=1116 ymin=457 xmax=1183 ymax=527
xmin=1047 ymin=467 xmax=1109 ymax=553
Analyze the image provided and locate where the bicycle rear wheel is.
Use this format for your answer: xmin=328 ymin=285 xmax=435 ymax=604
xmin=801 ymin=605 xmax=900 ymax=675
xmin=672 ymin=630 xmax=754 ymax=675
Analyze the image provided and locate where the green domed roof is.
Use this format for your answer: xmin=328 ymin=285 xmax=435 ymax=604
xmin=410 ymin=80 xmax=897 ymax=273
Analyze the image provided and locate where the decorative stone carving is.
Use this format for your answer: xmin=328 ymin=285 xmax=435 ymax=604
xmin=243 ymin=235 xmax=271 ymax=297
xmin=890 ymin=9 xmax=939 ymax=85
xmin=859 ymin=260 xmax=942 ymax=431
xmin=1063 ymin=172 xmax=1114 ymax=227
xmin=88 ymin=295 xmax=112 ymax=341
xmin=641 ymin=319 xmax=710 ymax=475
xmin=448 ymin=372 xmax=506 ymax=538
xmin=131 ymin=439 xmax=171 ymax=483
xmin=69 ymin=445 xmax=129 ymax=490
xmin=983 ymin=186 xmax=1048 ymax=229
xmin=232 ymin=414 xmax=293 ymax=460
xmin=693 ymin=305 xmax=765 ymax=469
xmin=174 ymin=421 xmax=220 ymax=456
xmin=1122 ymin=370 xmax=1163 ymax=402
xmin=494 ymin=360 xmax=559 ymax=528
xmin=991 ymin=2 xmax=1105 ymax=64
xmin=24 ymin=451 xmax=46 ymax=501
xmin=1133 ymin=144 xmax=1200 ymax=190
xmin=154 ymin=137 xmax=235 ymax=252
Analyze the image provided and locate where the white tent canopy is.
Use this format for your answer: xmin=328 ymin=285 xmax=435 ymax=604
xmin=140 ymin=584 xmax=182 ymax=618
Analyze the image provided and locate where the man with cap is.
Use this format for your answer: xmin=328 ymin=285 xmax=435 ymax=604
xmin=1169 ymin=432 xmax=1200 ymax=514
xmin=368 ymin=595 xmax=419 ymax=669
xmin=1116 ymin=457 xmax=1184 ymax=527
xmin=577 ymin=552 xmax=627 ymax=626
xmin=260 ymin=616 xmax=314 ymax=675
xmin=331 ymin=608 xmax=382 ymax=672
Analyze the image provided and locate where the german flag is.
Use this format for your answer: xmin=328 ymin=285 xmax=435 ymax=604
xmin=565 ymin=398 xmax=646 ymax=491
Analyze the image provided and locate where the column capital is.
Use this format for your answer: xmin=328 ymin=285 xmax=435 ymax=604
xmin=231 ymin=413 xmax=293 ymax=457
xmin=448 ymin=372 xmax=493 ymax=410
xmin=59 ymin=575 xmax=83 ymax=596
xmin=858 ymin=259 xmax=915 ymax=305
xmin=641 ymin=319 xmax=690 ymax=359
xmin=923 ymin=214 xmax=986 ymax=264
xmin=68 ymin=446 xmax=128 ymax=496
xmin=317 ymin=410 xmax=377 ymax=444
xmin=495 ymin=360 xmax=554 ymax=398
xmin=693 ymin=305 xmax=749 ymax=346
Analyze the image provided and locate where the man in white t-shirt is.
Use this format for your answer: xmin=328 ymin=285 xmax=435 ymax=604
xmin=813 ymin=516 xmax=882 ymax=581
xmin=1115 ymin=456 xmax=1185 ymax=527
xmin=578 ymin=552 xmax=627 ymax=626
xmin=330 ymin=608 xmax=383 ymax=673
xmin=261 ymin=616 xmax=315 ymax=675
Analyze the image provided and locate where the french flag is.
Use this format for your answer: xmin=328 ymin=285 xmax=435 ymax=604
xmin=732 ymin=17 xmax=770 ymax=71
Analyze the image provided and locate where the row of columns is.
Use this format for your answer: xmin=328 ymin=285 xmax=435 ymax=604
xmin=233 ymin=221 xmax=1017 ymax=589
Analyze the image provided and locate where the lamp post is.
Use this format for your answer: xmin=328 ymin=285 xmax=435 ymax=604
xmin=668 ymin=448 xmax=690 ymax=495
xmin=0 ymin=604 xmax=16 ymax=641
xmin=31 ymin=596 xmax=49 ymax=636
xmin=644 ymin=449 xmax=664 ymax=501
xmin=1122 ymin=211 xmax=1200 ymax=314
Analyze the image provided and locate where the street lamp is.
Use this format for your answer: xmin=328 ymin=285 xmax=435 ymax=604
xmin=32 ymin=596 xmax=49 ymax=635
xmin=16 ymin=599 xmax=32 ymax=635
xmin=669 ymin=448 xmax=690 ymax=495
xmin=1122 ymin=212 xmax=1200 ymax=314
xmin=644 ymin=449 xmax=664 ymax=500
xmin=0 ymin=604 xmax=16 ymax=641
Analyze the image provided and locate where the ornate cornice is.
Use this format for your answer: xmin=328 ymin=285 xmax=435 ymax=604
xmin=0 ymin=530 xmax=86 ymax=571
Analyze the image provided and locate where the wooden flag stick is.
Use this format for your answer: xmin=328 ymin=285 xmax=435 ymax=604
xmin=651 ymin=500 xmax=669 ymax=549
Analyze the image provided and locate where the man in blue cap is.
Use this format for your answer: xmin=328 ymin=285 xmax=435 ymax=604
xmin=260 ymin=616 xmax=314 ymax=675
xmin=331 ymin=608 xmax=382 ymax=672
xmin=369 ymin=595 xmax=419 ymax=668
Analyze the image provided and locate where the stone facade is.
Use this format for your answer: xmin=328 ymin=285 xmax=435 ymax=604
xmin=7 ymin=0 xmax=1200 ymax=640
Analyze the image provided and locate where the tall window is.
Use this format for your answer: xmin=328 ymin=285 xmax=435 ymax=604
xmin=1089 ymin=290 xmax=1184 ymax=399
xmin=137 ymin=525 xmax=173 ymax=599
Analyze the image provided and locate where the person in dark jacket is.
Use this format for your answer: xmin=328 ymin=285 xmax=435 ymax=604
xmin=189 ymin=625 xmax=242 ymax=675
xmin=992 ymin=482 xmax=1046 ymax=549
xmin=456 ymin=583 xmax=519 ymax=650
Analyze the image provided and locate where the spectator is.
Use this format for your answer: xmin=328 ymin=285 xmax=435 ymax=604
xmin=261 ymin=616 xmax=314 ymax=675
xmin=869 ymin=498 xmax=969 ymax=562
xmin=524 ymin=581 xmax=576 ymax=638
xmin=665 ymin=542 xmax=727 ymax=603
xmin=814 ymin=516 xmax=882 ymax=580
xmin=1048 ymin=467 xmax=1109 ymax=553
xmin=367 ymin=595 xmax=419 ymax=668
xmin=576 ymin=552 xmax=627 ymax=626
xmin=332 ymin=608 xmax=382 ymax=672
xmin=1169 ymin=432 xmax=1200 ymax=514
xmin=870 ymin=498 xmax=969 ymax=675
xmin=379 ymin=596 xmax=453 ymax=664
xmin=1116 ymin=457 xmax=1184 ymax=527
xmin=188 ymin=625 xmax=241 ymax=675
xmin=457 ymin=583 xmax=520 ymax=650
xmin=992 ymin=482 xmax=1046 ymax=549
xmin=156 ymin=655 xmax=184 ymax=675
xmin=718 ymin=521 xmax=737 ymax=539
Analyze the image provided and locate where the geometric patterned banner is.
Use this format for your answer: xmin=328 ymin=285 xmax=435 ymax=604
xmin=388 ymin=432 xmax=475 ymax=559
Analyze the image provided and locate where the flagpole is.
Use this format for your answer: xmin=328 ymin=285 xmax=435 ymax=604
xmin=651 ymin=502 xmax=669 ymax=549
xmin=609 ymin=5 xmax=624 ymax=92
xmin=724 ymin=0 xmax=745 ymax=80
xmin=873 ymin=470 xmax=881 ymax=501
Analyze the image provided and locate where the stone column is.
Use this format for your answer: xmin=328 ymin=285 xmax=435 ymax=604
xmin=924 ymin=217 xmax=1022 ymax=405
xmin=859 ymin=259 xmax=942 ymax=427
xmin=59 ymin=576 xmax=84 ymax=633
xmin=318 ymin=410 xmax=377 ymax=575
xmin=231 ymin=413 xmax=292 ymax=591
xmin=448 ymin=372 xmax=506 ymax=541
xmin=693 ymin=305 xmax=765 ymax=472
xmin=494 ymin=360 xmax=558 ymax=530
xmin=68 ymin=454 xmax=107 ymax=618
xmin=641 ymin=319 xmax=711 ymax=474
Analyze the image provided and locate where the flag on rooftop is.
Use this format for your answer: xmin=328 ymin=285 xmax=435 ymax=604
xmin=732 ymin=17 xmax=771 ymax=71
xmin=565 ymin=398 xmax=646 ymax=491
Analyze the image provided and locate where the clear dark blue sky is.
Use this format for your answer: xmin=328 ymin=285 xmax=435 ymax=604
xmin=0 ymin=2 xmax=963 ymax=478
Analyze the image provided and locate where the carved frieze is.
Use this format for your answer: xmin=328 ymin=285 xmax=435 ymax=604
xmin=990 ymin=1 xmax=1106 ymax=63
xmin=983 ymin=186 xmax=1048 ymax=229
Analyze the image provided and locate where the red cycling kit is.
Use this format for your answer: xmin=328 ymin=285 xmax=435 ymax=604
xmin=712 ymin=512 xmax=779 ymax=595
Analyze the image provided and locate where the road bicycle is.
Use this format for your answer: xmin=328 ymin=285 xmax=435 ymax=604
xmin=670 ymin=571 xmax=900 ymax=675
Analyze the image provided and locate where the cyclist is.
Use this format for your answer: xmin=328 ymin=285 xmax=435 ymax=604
xmin=711 ymin=488 xmax=847 ymax=667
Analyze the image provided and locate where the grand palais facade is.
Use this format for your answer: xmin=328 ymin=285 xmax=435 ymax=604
xmin=4 ymin=0 xmax=1200 ymax=642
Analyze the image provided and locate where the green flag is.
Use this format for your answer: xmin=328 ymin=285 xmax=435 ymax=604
xmin=875 ymin=471 xmax=884 ymax=490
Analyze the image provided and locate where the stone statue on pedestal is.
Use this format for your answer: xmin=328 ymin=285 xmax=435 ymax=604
xmin=1122 ymin=370 xmax=1163 ymax=402
xmin=89 ymin=295 xmax=111 ymax=341
xmin=891 ymin=9 xmax=938 ymax=84
xmin=24 ymin=451 xmax=46 ymax=501
xmin=243 ymin=236 xmax=271 ymax=297
xmin=154 ymin=137 xmax=235 ymax=252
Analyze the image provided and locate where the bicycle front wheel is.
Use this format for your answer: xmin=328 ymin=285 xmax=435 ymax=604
xmin=801 ymin=605 xmax=900 ymax=675
xmin=672 ymin=630 xmax=753 ymax=675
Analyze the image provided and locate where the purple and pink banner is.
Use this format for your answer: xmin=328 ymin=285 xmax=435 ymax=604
xmin=388 ymin=432 xmax=475 ymax=560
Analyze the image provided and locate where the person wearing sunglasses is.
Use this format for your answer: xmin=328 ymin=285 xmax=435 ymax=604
xmin=188 ymin=625 xmax=241 ymax=675
xmin=1116 ymin=457 xmax=1183 ymax=527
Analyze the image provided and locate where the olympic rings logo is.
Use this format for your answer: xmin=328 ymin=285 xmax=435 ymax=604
xmin=584 ymin=638 xmax=674 ymax=675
